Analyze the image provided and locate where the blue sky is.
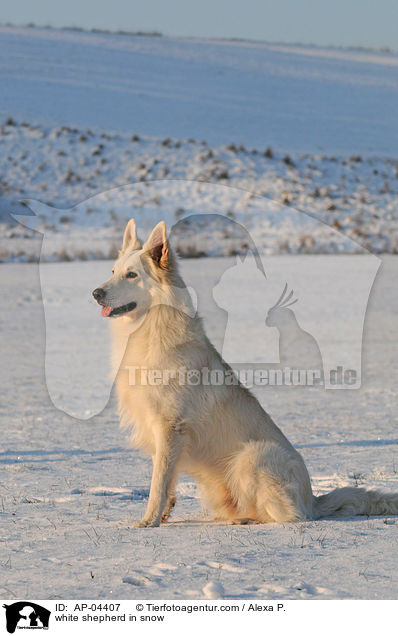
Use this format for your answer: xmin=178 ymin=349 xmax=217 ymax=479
xmin=2 ymin=0 xmax=398 ymax=49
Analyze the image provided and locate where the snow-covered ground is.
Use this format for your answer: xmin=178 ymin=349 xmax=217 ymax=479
xmin=1 ymin=26 xmax=398 ymax=260
xmin=1 ymin=122 xmax=398 ymax=261
xmin=1 ymin=256 xmax=398 ymax=600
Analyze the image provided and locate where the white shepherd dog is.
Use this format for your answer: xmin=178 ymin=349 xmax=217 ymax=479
xmin=93 ymin=219 xmax=398 ymax=527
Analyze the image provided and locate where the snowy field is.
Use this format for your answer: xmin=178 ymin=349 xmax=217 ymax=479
xmin=1 ymin=26 xmax=398 ymax=601
xmin=1 ymin=255 xmax=398 ymax=600
xmin=1 ymin=26 xmax=398 ymax=259
xmin=2 ymin=26 xmax=398 ymax=155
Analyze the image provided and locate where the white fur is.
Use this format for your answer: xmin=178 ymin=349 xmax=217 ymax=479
xmin=94 ymin=220 xmax=398 ymax=527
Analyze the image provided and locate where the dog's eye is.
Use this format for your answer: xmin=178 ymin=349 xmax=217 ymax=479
xmin=112 ymin=269 xmax=115 ymax=274
xmin=126 ymin=271 xmax=137 ymax=279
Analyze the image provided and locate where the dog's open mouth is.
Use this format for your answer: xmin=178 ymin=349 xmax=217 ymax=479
xmin=101 ymin=301 xmax=137 ymax=317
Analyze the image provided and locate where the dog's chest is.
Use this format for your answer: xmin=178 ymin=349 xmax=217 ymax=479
xmin=115 ymin=354 xmax=171 ymax=456
xmin=111 ymin=316 xmax=185 ymax=452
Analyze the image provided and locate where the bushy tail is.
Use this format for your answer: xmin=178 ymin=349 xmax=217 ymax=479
xmin=313 ymin=487 xmax=398 ymax=519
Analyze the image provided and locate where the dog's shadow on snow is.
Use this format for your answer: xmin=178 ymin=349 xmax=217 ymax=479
xmin=164 ymin=518 xmax=227 ymax=527
xmin=311 ymin=515 xmax=396 ymax=523
xmin=295 ymin=439 xmax=398 ymax=449
xmin=145 ymin=516 xmax=391 ymax=527
xmin=0 ymin=448 xmax=127 ymax=464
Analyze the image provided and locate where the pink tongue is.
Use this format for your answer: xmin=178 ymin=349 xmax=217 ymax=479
xmin=101 ymin=306 xmax=112 ymax=317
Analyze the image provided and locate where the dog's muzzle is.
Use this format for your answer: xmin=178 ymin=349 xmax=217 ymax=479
xmin=92 ymin=287 xmax=137 ymax=317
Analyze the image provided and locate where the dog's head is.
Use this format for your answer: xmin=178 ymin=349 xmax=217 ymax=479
xmin=92 ymin=219 xmax=184 ymax=321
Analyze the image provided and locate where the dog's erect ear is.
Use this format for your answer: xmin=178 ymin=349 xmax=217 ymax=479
xmin=143 ymin=221 xmax=171 ymax=269
xmin=122 ymin=219 xmax=141 ymax=252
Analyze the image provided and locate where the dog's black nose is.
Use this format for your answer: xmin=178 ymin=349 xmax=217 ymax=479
xmin=92 ymin=287 xmax=105 ymax=302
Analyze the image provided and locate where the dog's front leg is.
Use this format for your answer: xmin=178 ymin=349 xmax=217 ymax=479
xmin=161 ymin=472 xmax=178 ymax=522
xmin=136 ymin=426 xmax=183 ymax=528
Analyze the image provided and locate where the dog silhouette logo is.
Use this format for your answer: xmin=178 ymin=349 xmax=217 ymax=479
xmin=3 ymin=602 xmax=50 ymax=634
xmin=11 ymin=181 xmax=380 ymax=402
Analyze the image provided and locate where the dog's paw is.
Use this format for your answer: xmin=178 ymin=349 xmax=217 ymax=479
xmin=134 ymin=518 xmax=160 ymax=528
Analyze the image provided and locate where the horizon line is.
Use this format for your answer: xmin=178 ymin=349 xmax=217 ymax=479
xmin=0 ymin=21 xmax=397 ymax=56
